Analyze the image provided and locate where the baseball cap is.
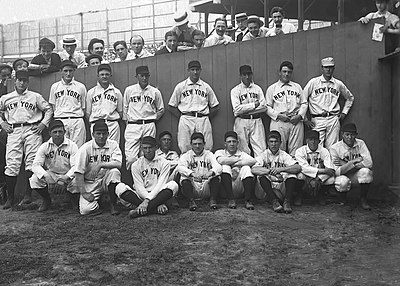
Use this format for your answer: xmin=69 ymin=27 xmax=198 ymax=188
xmin=93 ymin=119 xmax=108 ymax=132
xmin=0 ymin=64 xmax=12 ymax=73
xmin=15 ymin=70 xmax=29 ymax=80
xmin=98 ymin=64 xmax=112 ymax=73
xmin=341 ymin=123 xmax=357 ymax=133
xmin=12 ymin=58 xmax=29 ymax=71
xmin=85 ymin=54 xmax=102 ymax=64
xmin=39 ymin=37 xmax=55 ymax=50
xmin=321 ymin=57 xmax=335 ymax=67
xmin=60 ymin=60 xmax=77 ymax=70
xmin=48 ymin=120 xmax=64 ymax=131
xmin=267 ymin=130 xmax=281 ymax=141
xmin=188 ymin=60 xmax=201 ymax=69
xmin=158 ymin=131 xmax=172 ymax=139
xmin=305 ymin=130 xmax=320 ymax=139
xmin=239 ymin=65 xmax=252 ymax=75
xmin=191 ymin=132 xmax=204 ymax=141
xmin=224 ymin=131 xmax=238 ymax=140
xmin=142 ymin=136 xmax=157 ymax=146
xmin=136 ymin=66 xmax=150 ymax=75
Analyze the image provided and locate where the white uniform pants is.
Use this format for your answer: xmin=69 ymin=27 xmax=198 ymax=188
xmin=234 ymin=117 xmax=266 ymax=157
xmin=59 ymin=118 xmax=86 ymax=148
xmin=178 ymin=115 xmax=213 ymax=153
xmin=270 ymin=120 xmax=304 ymax=156
xmin=311 ymin=115 xmax=340 ymax=149
xmin=124 ymin=122 xmax=156 ymax=162
xmin=222 ymin=165 xmax=254 ymax=198
xmin=30 ymin=170 xmax=77 ymax=193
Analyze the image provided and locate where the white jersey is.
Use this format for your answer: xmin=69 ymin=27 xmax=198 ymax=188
xmin=329 ymin=139 xmax=373 ymax=175
xmin=177 ymin=149 xmax=222 ymax=177
xmin=169 ymin=78 xmax=219 ymax=114
xmin=0 ymin=89 xmax=52 ymax=125
xmin=75 ymin=139 xmax=122 ymax=181
xmin=131 ymin=156 xmax=170 ymax=200
xmin=123 ymin=83 xmax=164 ymax=121
xmin=295 ymin=144 xmax=334 ymax=178
xmin=214 ymin=149 xmax=255 ymax=166
xmin=265 ymin=80 xmax=306 ymax=120
xmin=156 ymin=148 xmax=179 ymax=169
xmin=303 ymin=75 xmax=354 ymax=116
xmin=255 ymin=149 xmax=297 ymax=169
xmin=32 ymin=137 xmax=78 ymax=179
xmin=86 ymin=82 xmax=123 ymax=122
xmin=49 ymin=78 xmax=87 ymax=118
xmin=230 ymin=82 xmax=266 ymax=117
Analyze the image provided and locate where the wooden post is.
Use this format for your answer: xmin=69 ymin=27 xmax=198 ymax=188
xmin=264 ymin=0 xmax=269 ymax=27
xmin=205 ymin=13 xmax=209 ymax=35
xmin=338 ymin=0 xmax=345 ymax=23
xmin=298 ymin=0 xmax=304 ymax=31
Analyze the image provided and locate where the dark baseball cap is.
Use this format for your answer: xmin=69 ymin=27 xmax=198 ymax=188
xmin=305 ymin=130 xmax=319 ymax=140
xmin=224 ymin=131 xmax=238 ymax=140
xmin=191 ymin=132 xmax=204 ymax=142
xmin=98 ymin=64 xmax=112 ymax=73
xmin=142 ymin=136 xmax=157 ymax=146
xmin=15 ymin=70 xmax=29 ymax=80
xmin=158 ymin=131 xmax=172 ymax=139
xmin=136 ymin=65 xmax=150 ymax=75
xmin=341 ymin=123 xmax=357 ymax=133
xmin=85 ymin=54 xmax=102 ymax=64
xmin=93 ymin=119 xmax=108 ymax=132
xmin=12 ymin=58 xmax=29 ymax=71
xmin=188 ymin=60 xmax=201 ymax=69
xmin=48 ymin=120 xmax=65 ymax=131
xmin=60 ymin=60 xmax=77 ymax=70
xmin=267 ymin=130 xmax=281 ymax=141
xmin=239 ymin=65 xmax=252 ymax=75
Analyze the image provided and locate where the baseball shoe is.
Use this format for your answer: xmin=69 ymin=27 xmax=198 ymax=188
xmin=228 ymin=200 xmax=237 ymax=209
xmin=318 ymin=194 xmax=326 ymax=206
xmin=272 ymin=199 xmax=283 ymax=213
xmin=128 ymin=209 xmax=141 ymax=219
xmin=360 ymin=198 xmax=371 ymax=210
xmin=3 ymin=198 xmax=13 ymax=209
xmin=294 ymin=195 xmax=302 ymax=206
xmin=283 ymin=199 xmax=292 ymax=214
xmin=38 ymin=199 xmax=51 ymax=212
xmin=189 ymin=199 xmax=197 ymax=211
xmin=18 ymin=195 xmax=32 ymax=206
xmin=209 ymin=199 xmax=218 ymax=210
xmin=110 ymin=203 xmax=120 ymax=216
xmin=245 ymin=201 xmax=254 ymax=210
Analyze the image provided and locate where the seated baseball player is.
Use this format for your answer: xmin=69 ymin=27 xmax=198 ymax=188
xmin=177 ymin=132 xmax=222 ymax=211
xmin=329 ymin=123 xmax=373 ymax=210
xmin=294 ymin=130 xmax=336 ymax=206
xmin=115 ymin=136 xmax=179 ymax=218
xmin=156 ymin=131 xmax=180 ymax=181
xmin=252 ymin=131 xmax=301 ymax=213
xmin=74 ymin=119 xmax=122 ymax=215
xmin=214 ymin=131 xmax=257 ymax=210
xmin=30 ymin=120 xmax=78 ymax=211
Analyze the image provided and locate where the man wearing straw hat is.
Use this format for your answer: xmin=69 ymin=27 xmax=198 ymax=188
xmin=59 ymin=35 xmax=86 ymax=68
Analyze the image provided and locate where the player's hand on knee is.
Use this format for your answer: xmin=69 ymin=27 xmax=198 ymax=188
xmin=0 ymin=122 xmax=13 ymax=133
xmin=137 ymin=201 xmax=148 ymax=215
xmin=44 ymin=173 xmax=57 ymax=185
xmin=54 ymin=180 xmax=66 ymax=194
xmin=82 ymin=192 xmax=95 ymax=202
xmin=32 ymin=123 xmax=46 ymax=135
xmin=157 ymin=204 xmax=168 ymax=215
xmin=289 ymin=115 xmax=301 ymax=125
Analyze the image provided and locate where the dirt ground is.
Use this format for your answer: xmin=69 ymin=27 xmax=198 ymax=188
xmin=1 ymin=193 xmax=400 ymax=286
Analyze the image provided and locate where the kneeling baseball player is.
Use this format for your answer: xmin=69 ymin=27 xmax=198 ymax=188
xmin=74 ymin=119 xmax=122 ymax=215
xmin=115 ymin=136 xmax=178 ymax=218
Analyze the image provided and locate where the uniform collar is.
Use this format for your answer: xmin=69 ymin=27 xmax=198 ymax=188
xmin=278 ymin=79 xmax=292 ymax=87
xmin=61 ymin=78 xmax=75 ymax=85
xmin=319 ymin=75 xmax=335 ymax=83
xmin=48 ymin=137 xmax=69 ymax=147
xmin=306 ymin=145 xmax=321 ymax=153
xmin=187 ymin=78 xmax=203 ymax=86
xmin=96 ymin=81 xmax=115 ymax=92
xmin=240 ymin=82 xmax=254 ymax=88
xmin=92 ymin=139 xmax=110 ymax=149
xmin=223 ymin=149 xmax=241 ymax=156
xmin=190 ymin=149 xmax=205 ymax=157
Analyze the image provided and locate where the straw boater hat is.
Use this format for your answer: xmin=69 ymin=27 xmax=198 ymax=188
xmin=174 ymin=11 xmax=190 ymax=26
xmin=60 ymin=35 xmax=78 ymax=46
xmin=246 ymin=15 xmax=264 ymax=27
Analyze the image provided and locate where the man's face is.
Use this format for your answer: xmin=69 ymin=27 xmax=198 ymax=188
xmin=93 ymin=130 xmax=108 ymax=146
xmin=376 ymin=1 xmax=388 ymax=12
xmin=225 ymin=137 xmax=238 ymax=154
xmin=64 ymin=44 xmax=76 ymax=55
xmin=191 ymin=138 xmax=205 ymax=155
xmin=321 ymin=65 xmax=335 ymax=79
xmin=272 ymin=11 xmax=283 ymax=25
xmin=215 ymin=20 xmax=227 ymax=37
xmin=88 ymin=58 xmax=101 ymax=66
xmin=15 ymin=78 xmax=29 ymax=93
xmin=40 ymin=46 xmax=53 ymax=61
xmin=240 ymin=72 xmax=253 ymax=86
xmin=279 ymin=66 xmax=293 ymax=83
xmin=236 ymin=18 xmax=246 ymax=30
xmin=92 ymin=43 xmax=104 ymax=56
xmin=142 ymin=143 xmax=156 ymax=161
xmin=115 ymin=44 xmax=128 ymax=60
xmin=131 ymin=37 xmax=144 ymax=54
xmin=136 ymin=73 xmax=149 ymax=87
xmin=98 ymin=70 xmax=111 ymax=86
xmin=268 ymin=137 xmax=281 ymax=153
xmin=192 ymin=34 xmax=205 ymax=48
xmin=306 ymin=137 xmax=320 ymax=152
xmin=342 ymin=131 xmax=357 ymax=147
xmin=15 ymin=61 xmax=28 ymax=71
xmin=165 ymin=36 xmax=178 ymax=51
xmin=178 ymin=23 xmax=188 ymax=31
xmin=188 ymin=67 xmax=201 ymax=82
xmin=61 ymin=66 xmax=75 ymax=83
xmin=159 ymin=134 xmax=172 ymax=151
xmin=50 ymin=127 xmax=65 ymax=144
xmin=248 ymin=22 xmax=260 ymax=37
xmin=0 ymin=68 xmax=11 ymax=80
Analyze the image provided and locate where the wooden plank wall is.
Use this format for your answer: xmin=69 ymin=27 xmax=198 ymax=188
xmin=27 ymin=20 xmax=392 ymax=187
xmin=391 ymin=54 xmax=400 ymax=184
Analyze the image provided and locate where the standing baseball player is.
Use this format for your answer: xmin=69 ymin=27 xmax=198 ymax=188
xmin=168 ymin=60 xmax=219 ymax=153
xmin=0 ymin=70 xmax=53 ymax=208
xmin=86 ymin=64 xmax=123 ymax=144
xmin=177 ymin=132 xmax=222 ymax=210
xmin=115 ymin=136 xmax=179 ymax=218
xmin=74 ymin=119 xmax=122 ymax=215
xmin=30 ymin=120 xmax=78 ymax=211
xmin=265 ymin=61 xmax=307 ymax=156
xmin=123 ymin=65 xmax=164 ymax=169
xmin=329 ymin=123 xmax=373 ymax=210
xmin=231 ymin=64 xmax=267 ymax=157
xmin=294 ymin=130 xmax=335 ymax=206
xmin=303 ymin=57 xmax=354 ymax=148
xmin=252 ymin=131 xmax=301 ymax=213
xmin=49 ymin=60 xmax=87 ymax=147
xmin=215 ymin=131 xmax=257 ymax=210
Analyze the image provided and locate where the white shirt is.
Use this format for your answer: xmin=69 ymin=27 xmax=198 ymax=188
xmin=178 ymin=149 xmax=222 ymax=178
xmin=58 ymin=50 xmax=86 ymax=68
xmin=242 ymin=27 xmax=268 ymax=41
xmin=265 ymin=22 xmax=297 ymax=37
xmin=203 ymin=32 xmax=234 ymax=47
xmin=127 ymin=49 xmax=153 ymax=59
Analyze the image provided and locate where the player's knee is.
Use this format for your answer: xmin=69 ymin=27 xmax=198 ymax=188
xmin=79 ymin=201 xmax=99 ymax=215
xmin=297 ymin=173 xmax=307 ymax=181
xmin=239 ymin=165 xmax=253 ymax=179
xmin=334 ymin=175 xmax=351 ymax=193
xmin=356 ymin=168 xmax=373 ymax=184
xmin=165 ymin=181 xmax=179 ymax=196
xmin=221 ymin=165 xmax=232 ymax=174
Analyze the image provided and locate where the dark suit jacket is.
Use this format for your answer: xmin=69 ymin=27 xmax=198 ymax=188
xmin=30 ymin=53 xmax=61 ymax=76
xmin=155 ymin=46 xmax=176 ymax=56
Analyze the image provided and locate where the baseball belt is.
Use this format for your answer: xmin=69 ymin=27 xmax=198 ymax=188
xmin=181 ymin=112 xmax=207 ymax=118
xmin=128 ymin=119 xmax=156 ymax=124
xmin=238 ymin=113 xmax=262 ymax=119
xmin=11 ymin=121 xmax=40 ymax=128
xmin=90 ymin=118 xmax=119 ymax=124
xmin=311 ymin=112 xmax=339 ymax=118
xmin=55 ymin=116 xmax=84 ymax=120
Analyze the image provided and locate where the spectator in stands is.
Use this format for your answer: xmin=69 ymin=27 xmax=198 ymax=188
xmin=29 ymin=38 xmax=61 ymax=76
xmin=155 ymin=31 xmax=178 ymax=55
xmin=59 ymin=35 xmax=86 ymax=68
xmin=171 ymin=11 xmax=196 ymax=51
xmin=85 ymin=54 xmax=102 ymax=67
xmin=242 ymin=16 xmax=267 ymax=41
xmin=359 ymin=0 xmax=400 ymax=35
xmin=266 ymin=7 xmax=297 ymax=37
xmin=13 ymin=59 xmax=29 ymax=72
xmin=191 ymin=29 xmax=205 ymax=49
xmin=129 ymin=35 xmax=153 ymax=59
xmin=204 ymin=18 xmax=234 ymax=47
xmin=235 ymin=13 xmax=248 ymax=41
xmin=88 ymin=38 xmax=108 ymax=63
xmin=113 ymin=40 xmax=133 ymax=62
xmin=0 ymin=64 xmax=12 ymax=96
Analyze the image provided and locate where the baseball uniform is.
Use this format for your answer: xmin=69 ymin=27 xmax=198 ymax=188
xmin=86 ymin=82 xmax=123 ymax=143
xmin=49 ymin=78 xmax=87 ymax=147
xmin=177 ymin=149 xmax=222 ymax=198
xmin=0 ymin=89 xmax=52 ymax=176
xmin=75 ymin=138 xmax=122 ymax=215
xmin=123 ymin=83 xmax=164 ymax=162
xmin=231 ymin=81 xmax=267 ymax=157
xmin=303 ymin=75 xmax=354 ymax=148
xmin=30 ymin=137 xmax=78 ymax=193
xmin=266 ymin=80 xmax=307 ymax=156
xmin=169 ymin=78 xmax=219 ymax=153
xmin=156 ymin=148 xmax=180 ymax=181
